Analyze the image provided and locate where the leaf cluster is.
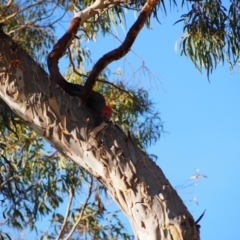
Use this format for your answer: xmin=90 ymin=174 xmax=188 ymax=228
xmin=103 ymin=82 xmax=164 ymax=149
xmin=0 ymin=1 xmax=70 ymax=65
xmin=175 ymin=0 xmax=240 ymax=78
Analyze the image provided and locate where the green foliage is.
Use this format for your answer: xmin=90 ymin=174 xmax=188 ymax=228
xmin=0 ymin=1 xmax=65 ymax=65
xmin=175 ymin=0 xmax=240 ymax=78
xmin=103 ymin=82 xmax=163 ymax=148
xmin=0 ymin=119 xmax=132 ymax=239
xmin=0 ymin=123 xmax=63 ymax=230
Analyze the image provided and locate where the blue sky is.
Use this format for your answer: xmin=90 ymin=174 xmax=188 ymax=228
xmin=71 ymin=6 xmax=240 ymax=239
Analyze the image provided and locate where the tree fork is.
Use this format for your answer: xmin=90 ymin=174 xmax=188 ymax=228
xmin=81 ymin=0 xmax=159 ymax=102
xmin=47 ymin=0 xmax=166 ymax=104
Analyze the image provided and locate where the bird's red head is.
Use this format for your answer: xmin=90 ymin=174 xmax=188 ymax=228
xmin=100 ymin=106 xmax=112 ymax=120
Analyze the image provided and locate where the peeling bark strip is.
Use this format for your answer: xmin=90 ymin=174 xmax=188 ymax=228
xmin=0 ymin=29 xmax=201 ymax=240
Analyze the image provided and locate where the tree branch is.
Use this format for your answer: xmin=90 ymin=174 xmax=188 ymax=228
xmin=0 ymin=175 xmax=20 ymax=189
xmin=0 ymin=0 xmax=47 ymax=24
xmin=47 ymin=0 xmax=118 ymax=98
xmin=56 ymin=187 xmax=74 ymax=240
xmin=67 ymin=47 xmax=87 ymax=78
xmin=63 ymin=177 xmax=94 ymax=240
xmin=80 ymin=0 xmax=160 ymax=102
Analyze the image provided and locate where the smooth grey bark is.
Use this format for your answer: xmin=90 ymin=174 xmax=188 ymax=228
xmin=0 ymin=30 xmax=200 ymax=240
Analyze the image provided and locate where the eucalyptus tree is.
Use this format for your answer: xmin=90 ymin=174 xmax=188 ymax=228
xmin=0 ymin=0 xmax=239 ymax=239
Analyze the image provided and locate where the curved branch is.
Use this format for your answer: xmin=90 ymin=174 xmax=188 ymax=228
xmin=47 ymin=0 xmax=117 ymax=98
xmin=80 ymin=0 xmax=159 ymax=102
xmin=47 ymin=17 xmax=81 ymax=94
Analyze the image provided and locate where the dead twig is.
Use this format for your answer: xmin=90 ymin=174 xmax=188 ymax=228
xmin=63 ymin=176 xmax=94 ymax=240
xmin=55 ymin=187 xmax=74 ymax=240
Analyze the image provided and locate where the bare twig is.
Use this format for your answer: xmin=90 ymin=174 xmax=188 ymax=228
xmin=0 ymin=0 xmax=13 ymax=19
xmin=63 ymin=176 xmax=94 ymax=240
xmin=56 ymin=187 xmax=74 ymax=240
xmin=0 ymin=175 xmax=20 ymax=190
xmin=0 ymin=0 xmax=47 ymax=24
xmin=107 ymin=29 xmax=144 ymax=62
xmin=67 ymin=48 xmax=145 ymax=108
xmin=97 ymin=79 xmax=146 ymax=108
xmin=67 ymin=48 xmax=87 ymax=78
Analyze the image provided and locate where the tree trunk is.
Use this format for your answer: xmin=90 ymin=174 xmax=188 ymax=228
xmin=0 ymin=30 xmax=200 ymax=240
